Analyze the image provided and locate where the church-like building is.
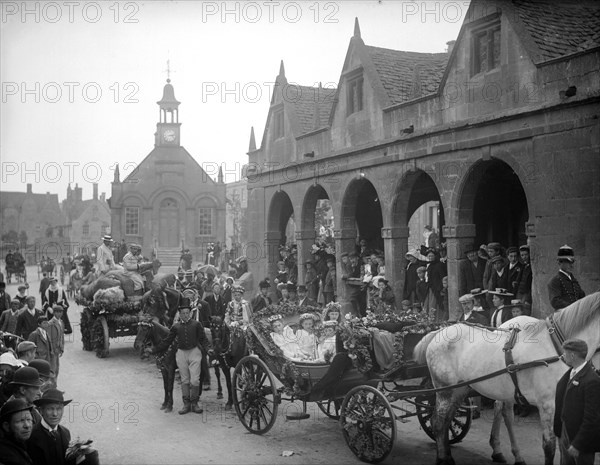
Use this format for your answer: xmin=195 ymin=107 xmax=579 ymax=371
xmin=109 ymin=79 xmax=226 ymax=265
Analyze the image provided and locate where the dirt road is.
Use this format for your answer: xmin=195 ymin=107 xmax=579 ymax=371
xmin=4 ymin=270 xmax=556 ymax=465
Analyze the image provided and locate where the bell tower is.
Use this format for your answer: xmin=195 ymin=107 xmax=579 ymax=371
xmin=155 ymin=62 xmax=181 ymax=147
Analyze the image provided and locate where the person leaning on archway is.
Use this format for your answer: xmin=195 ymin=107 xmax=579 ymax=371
xmin=547 ymin=245 xmax=585 ymax=311
xmin=554 ymin=339 xmax=600 ymax=465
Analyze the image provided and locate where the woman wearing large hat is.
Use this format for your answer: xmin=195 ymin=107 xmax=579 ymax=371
xmin=547 ymin=245 xmax=586 ymax=310
xmin=488 ymin=288 xmax=514 ymax=328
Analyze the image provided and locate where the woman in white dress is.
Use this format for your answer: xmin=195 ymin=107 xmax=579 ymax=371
xmin=296 ymin=313 xmax=318 ymax=360
xmin=269 ymin=315 xmax=304 ymax=360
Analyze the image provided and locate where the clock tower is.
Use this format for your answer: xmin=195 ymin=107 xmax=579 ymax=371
xmin=155 ymin=78 xmax=181 ymax=147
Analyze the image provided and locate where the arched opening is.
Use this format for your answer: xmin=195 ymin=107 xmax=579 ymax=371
xmin=302 ymin=185 xmax=333 ymax=243
xmin=267 ymin=190 xmax=295 ymax=247
xmin=341 ymin=178 xmax=384 ymax=252
xmin=459 ymin=159 xmax=529 ymax=247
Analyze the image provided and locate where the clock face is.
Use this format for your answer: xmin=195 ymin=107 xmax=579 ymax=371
xmin=163 ymin=129 xmax=176 ymax=142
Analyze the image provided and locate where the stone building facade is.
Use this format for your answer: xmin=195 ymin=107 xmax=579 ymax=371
xmin=109 ymin=80 xmax=226 ymax=261
xmin=246 ymin=0 xmax=600 ymax=319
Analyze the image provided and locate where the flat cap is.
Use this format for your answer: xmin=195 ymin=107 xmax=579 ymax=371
xmin=562 ymin=338 xmax=588 ymax=356
xmin=17 ymin=341 xmax=37 ymax=353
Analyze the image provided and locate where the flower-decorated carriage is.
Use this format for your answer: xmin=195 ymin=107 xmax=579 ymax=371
xmin=78 ymin=289 xmax=143 ymax=358
xmin=234 ymin=303 xmax=473 ymax=463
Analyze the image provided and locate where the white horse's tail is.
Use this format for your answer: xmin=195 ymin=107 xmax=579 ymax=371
xmin=413 ymin=331 xmax=437 ymax=364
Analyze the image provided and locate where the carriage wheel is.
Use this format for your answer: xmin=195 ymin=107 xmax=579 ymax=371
xmin=316 ymin=398 xmax=342 ymax=420
xmin=415 ymin=379 xmax=473 ymax=444
xmin=232 ymin=356 xmax=279 ymax=435
xmin=96 ymin=316 xmax=110 ymax=358
xmin=340 ymin=385 xmax=396 ymax=463
xmin=80 ymin=308 xmax=93 ymax=351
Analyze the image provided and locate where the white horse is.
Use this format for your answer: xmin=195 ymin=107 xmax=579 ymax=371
xmin=414 ymin=292 xmax=600 ymax=465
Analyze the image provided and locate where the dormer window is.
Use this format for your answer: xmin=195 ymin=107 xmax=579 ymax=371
xmin=347 ymin=74 xmax=364 ymax=115
xmin=273 ymin=109 xmax=284 ymax=139
xmin=472 ymin=21 xmax=500 ymax=75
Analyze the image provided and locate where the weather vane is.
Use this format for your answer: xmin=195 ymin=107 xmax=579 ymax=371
xmin=164 ymin=59 xmax=175 ymax=82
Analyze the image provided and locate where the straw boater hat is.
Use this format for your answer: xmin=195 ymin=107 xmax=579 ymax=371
xmin=470 ymin=288 xmax=487 ymax=298
xmin=458 ymin=293 xmax=474 ymax=303
xmin=557 ymin=245 xmax=575 ymax=263
xmin=102 ymin=234 xmax=113 ymax=242
xmin=488 ymin=288 xmax=513 ymax=297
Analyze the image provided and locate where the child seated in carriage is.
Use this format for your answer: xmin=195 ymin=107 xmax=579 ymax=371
xmin=296 ymin=313 xmax=319 ymax=360
xmin=269 ymin=314 xmax=305 ymax=361
xmin=316 ymin=320 xmax=337 ymax=362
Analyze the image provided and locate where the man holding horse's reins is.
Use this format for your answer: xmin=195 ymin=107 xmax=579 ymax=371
xmin=548 ymin=245 xmax=586 ymax=311
xmin=151 ymin=298 xmax=208 ymax=415
xmin=554 ymin=339 xmax=600 ymax=465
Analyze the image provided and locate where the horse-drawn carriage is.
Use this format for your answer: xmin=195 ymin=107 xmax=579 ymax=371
xmin=38 ymin=257 xmax=56 ymax=278
xmin=5 ymin=252 xmax=26 ymax=283
xmin=234 ymin=305 xmax=473 ymax=463
xmin=78 ymin=292 xmax=143 ymax=358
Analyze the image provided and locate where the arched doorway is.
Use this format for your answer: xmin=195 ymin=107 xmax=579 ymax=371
xmin=302 ymin=185 xmax=333 ymax=241
xmin=268 ymin=191 xmax=295 ymax=247
xmin=459 ymin=159 xmax=529 ymax=247
xmin=159 ymin=197 xmax=180 ymax=247
xmin=341 ymin=178 xmax=384 ymax=253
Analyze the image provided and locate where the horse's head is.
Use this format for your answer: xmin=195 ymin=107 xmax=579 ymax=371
xmin=134 ymin=314 xmax=155 ymax=352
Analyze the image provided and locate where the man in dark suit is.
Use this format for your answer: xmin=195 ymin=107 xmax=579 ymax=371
xmin=205 ymin=282 xmax=226 ymax=319
xmin=458 ymin=294 xmax=488 ymax=325
xmin=488 ymin=255 xmax=510 ymax=292
xmin=297 ymin=285 xmax=318 ymax=308
xmin=15 ymin=296 xmax=44 ymax=340
xmin=505 ymin=247 xmax=524 ymax=297
xmin=458 ymin=247 xmax=486 ymax=297
xmin=0 ymin=398 xmax=34 ymax=464
xmin=548 ymin=245 xmax=586 ymax=310
xmin=554 ymin=339 xmax=600 ymax=465
xmin=27 ymin=388 xmax=72 ymax=465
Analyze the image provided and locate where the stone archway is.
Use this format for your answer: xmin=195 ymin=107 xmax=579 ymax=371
xmin=340 ymin=178 xmax=384 ymax=253
xmin=458 ymin=159 xmax=529 ymax=248
xmin=266 ymin=190 xmax=295 ymax=281
xmin=389 ymin=169 xmax=445 ymax=302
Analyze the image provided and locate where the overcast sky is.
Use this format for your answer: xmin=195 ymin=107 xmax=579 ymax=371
xmin=1 ymin=1 xmax=467 ymax=201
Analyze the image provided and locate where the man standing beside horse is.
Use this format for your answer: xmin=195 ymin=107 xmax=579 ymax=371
xmin=548 ymin=245 xmax=586 ymax=311
xmin=96 ymin=235 xmax=119 ymax=275
xmin=554 ymin=338 xmax=600 ymax=465
xmin=151 ymin=298 xmax=208 ymax=415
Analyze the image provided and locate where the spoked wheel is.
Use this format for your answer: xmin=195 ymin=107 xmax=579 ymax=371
xmin=80 ymin=308 xmax=93 ymax=351
xmin=316 ymin=398 xmax=342 ymax=420
xmin=232 ymin=356 xmax=279 ymax=435
xmin=415 ymin=378 xmax=473 ymax=444
xmin=340 ymin=385 xmax=396 ymax=463
xmin=96 ymin=316 xmax=110 ymax=358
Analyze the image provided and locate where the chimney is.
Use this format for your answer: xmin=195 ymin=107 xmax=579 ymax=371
xmin=446 ymin=40 xmax=456 ymax=55
xmin=27 ymin=183 xmax=32 ymax=194
xmin=93 ymin=183 xmax=98 ymax=200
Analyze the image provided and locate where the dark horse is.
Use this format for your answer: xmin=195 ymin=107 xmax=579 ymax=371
xmin=207 ymin=317 xmax=242 ymax=410
xmin=134 ymin=319 xmax=177 ymax=412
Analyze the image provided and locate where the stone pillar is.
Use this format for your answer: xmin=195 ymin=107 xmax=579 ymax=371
xmin=264 ymin=231 xmax=282 ymax=285
xmin=381 ymin=226 xmax=409 ymax=304
xmin=524 ymin=220 xmax=542 ymax=318
xmin=442 ymin=223 xmax=476 ymax=320
xmin=295 ymin=229 xmax=316 ymax=285
xmin=334 ymin=228 xmax=358 ymax=315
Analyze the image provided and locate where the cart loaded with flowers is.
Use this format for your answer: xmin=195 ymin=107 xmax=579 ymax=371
xmin=78 ymin=288 xmax=143 ymax=358
xmin=234 ymin=302 xmax=473 ymax=463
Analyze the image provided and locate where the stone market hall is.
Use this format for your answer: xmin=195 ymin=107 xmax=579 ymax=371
xmin=245 ymin=0 xmax=600 ymax=319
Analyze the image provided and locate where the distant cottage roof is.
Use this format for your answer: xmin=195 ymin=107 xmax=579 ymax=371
xmin=365 ymin=46 xmax=448 ymax=105
xmin=508 ymin=0 xmax=600 ymax=64
xmin=1 ymin=191 xmax=60 ymax=211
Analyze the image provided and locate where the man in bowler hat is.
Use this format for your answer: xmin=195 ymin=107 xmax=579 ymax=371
xmin=548 ymin=245 xmax=586 ymax=310
xmin=554 ymin=339 xmax=600 ymax=465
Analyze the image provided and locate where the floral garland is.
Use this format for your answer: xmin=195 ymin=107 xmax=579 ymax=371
xmin=339 ymin=310 xmax=452 ymax=373
xmin=248 ymin=303 xmax=322 ymax=396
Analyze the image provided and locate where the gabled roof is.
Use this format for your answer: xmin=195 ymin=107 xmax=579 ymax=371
xmin=506 ymin=0 xmax=600 ymax=64
xmin=365 ymin=46 xmax=448 ymax=105
xmin=292 ymin=85 xmax=337 ymax=135
xmin=1 ymin=191 xmax=61 ymax=211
